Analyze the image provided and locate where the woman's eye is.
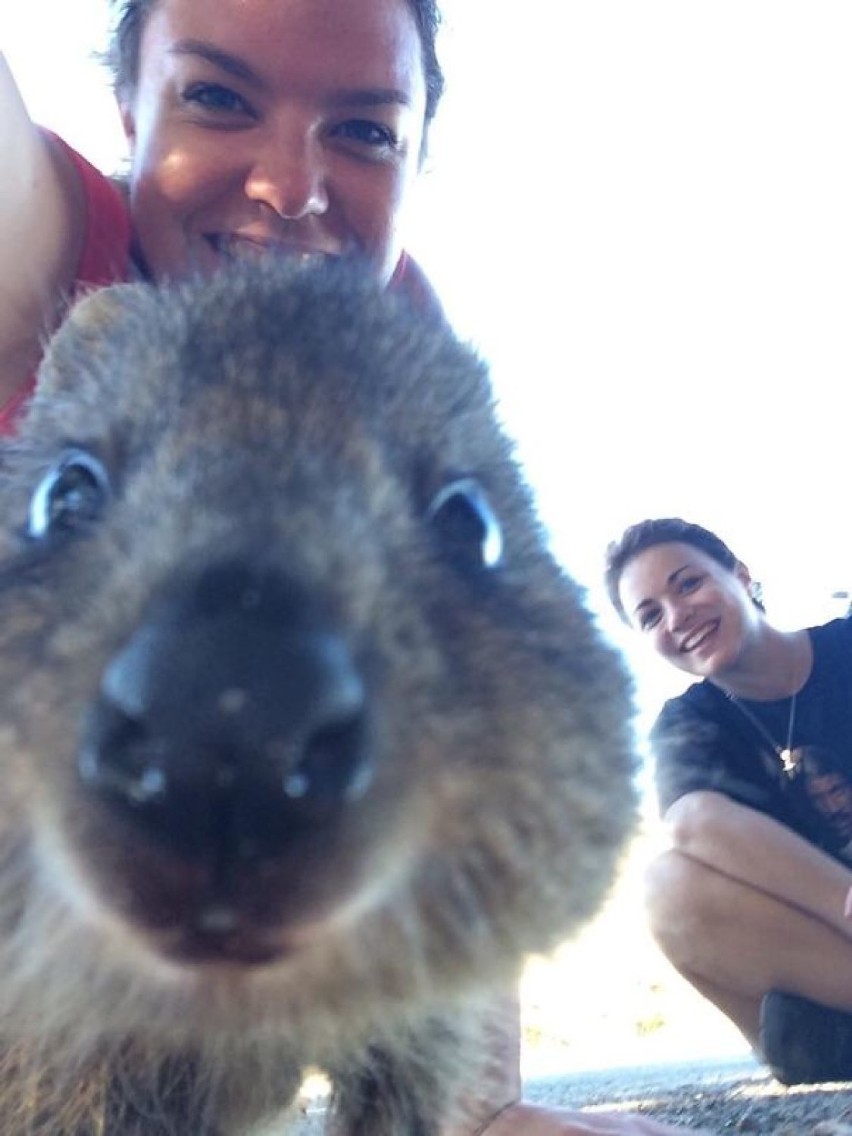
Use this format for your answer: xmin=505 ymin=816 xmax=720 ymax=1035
xmin=182 ymin=83 xmax=253 ymax=118
xmin=332 ymin=119 xmax=400 ymax=153
xmin=427 ymin=477 xmax=503 ymax=573
xmin=639 ymin=611 xmax=661 ymax=632
xmin=28 ymin=449 xmax=111 ymax=541
xmin=679 ymin=575 xmax=703 ymax=594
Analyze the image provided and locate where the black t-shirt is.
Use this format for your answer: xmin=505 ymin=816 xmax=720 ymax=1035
xmin=651 ymin=617 xmax=852 ymax=865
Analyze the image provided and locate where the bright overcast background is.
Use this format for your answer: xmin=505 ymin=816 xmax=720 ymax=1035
xmin=4 ymin=1 xmax=852 ymax=743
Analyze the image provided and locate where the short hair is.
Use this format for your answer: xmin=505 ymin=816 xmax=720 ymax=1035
xmin=106 ymin=0 xmax=445 ymax=128
xmin=604 ymin=517 xmax=745 ymax=622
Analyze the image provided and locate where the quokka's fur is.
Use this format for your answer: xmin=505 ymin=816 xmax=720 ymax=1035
xmin=0 ymin=260 xmax=637 ymax=1134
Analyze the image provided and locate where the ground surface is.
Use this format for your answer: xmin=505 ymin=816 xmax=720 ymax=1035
xmin=528 ymin=1058 xmax=852 ymax=1133
xmin=284 ymin=827 xmax=852 ymax=1133
xmin=290 ymin=1060 xmax=852 ymax=1133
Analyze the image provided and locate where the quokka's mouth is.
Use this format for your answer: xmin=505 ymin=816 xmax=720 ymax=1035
xmin=163 ymin=924 xmax=293 ymax=968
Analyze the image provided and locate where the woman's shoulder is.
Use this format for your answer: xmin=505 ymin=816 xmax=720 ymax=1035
xmin=649 ymin=682 xmax=732 ymax=769
xmin=46 ymin=133 xmax=132 ymax=289
xmin=0 ymin=98 xmax=133 ymax=432
xmin=390 ymin=252 xmax=445 ymax=321
xmin=805 ymin=616 xmax=852 ymax=700
xmin=810 ymin=615 xmax=852 ymax=653
xmin=654 ymin=680 xmax=721 ymax=731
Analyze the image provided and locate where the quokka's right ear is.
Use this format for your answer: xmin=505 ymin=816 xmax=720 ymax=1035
xmin=36 ymin=282 xmax=154 ymax=399
xmin=64 ymin=282 xmax=151 ymax=341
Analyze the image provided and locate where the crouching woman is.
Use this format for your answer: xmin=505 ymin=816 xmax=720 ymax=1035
xmin=605 ymin=517 xmax=852 ymax=1085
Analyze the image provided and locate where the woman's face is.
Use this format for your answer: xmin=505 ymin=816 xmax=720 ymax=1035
xmin=120 ymin=0 xmax=427 ymax=284
xmin=617 ymin=542 xmax=760 ymax=679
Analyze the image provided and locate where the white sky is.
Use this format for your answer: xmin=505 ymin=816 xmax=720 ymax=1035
xmin=4 ymin=0 xmax=852 ymax=734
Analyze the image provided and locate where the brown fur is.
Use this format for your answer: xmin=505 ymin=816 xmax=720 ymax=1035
xmin=0 ymin=261 xmax=637 ymax=1134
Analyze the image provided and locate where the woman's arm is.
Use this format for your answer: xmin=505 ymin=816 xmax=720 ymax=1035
xmin=480 ymin=1104 xmax=707 ymax=1135
xmin=0 ymin=51 xmax=85 ymax=402
xmin=664 ymin=790 xmax=852 ymax=939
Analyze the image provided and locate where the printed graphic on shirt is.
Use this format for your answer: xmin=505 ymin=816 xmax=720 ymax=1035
xmin=794 ymin=745 xmax=852 ymax=864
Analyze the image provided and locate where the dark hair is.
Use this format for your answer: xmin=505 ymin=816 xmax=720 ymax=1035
xmin=106 ymin=0 xmax=445 ymax=127
xmin=604 ymin=517 xmax=758 ymax=622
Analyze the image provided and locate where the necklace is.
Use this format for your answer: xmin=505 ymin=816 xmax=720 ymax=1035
xmin=723 ymin=688 xmax=799 ymax=777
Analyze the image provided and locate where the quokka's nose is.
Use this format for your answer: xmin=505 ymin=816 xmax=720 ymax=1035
xmin=79 ymin=561 xmax=373 ymax=863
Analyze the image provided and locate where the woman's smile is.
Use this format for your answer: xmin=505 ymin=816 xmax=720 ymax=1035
xmin=679 ymin=618 xmax=720 ymax=655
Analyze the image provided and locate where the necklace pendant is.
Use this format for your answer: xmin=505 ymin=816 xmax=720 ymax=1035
xmin=780 ymin=747 xmax=797 ymax=776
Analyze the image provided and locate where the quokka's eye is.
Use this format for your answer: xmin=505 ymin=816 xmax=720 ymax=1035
xmin=28 ymin=449 xmax=112 ymax=540
xmin=427 ymin=477 xmax=503 ymax=572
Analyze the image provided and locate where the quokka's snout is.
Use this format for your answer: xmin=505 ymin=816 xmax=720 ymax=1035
xmin=78 ymin=555 xmax=402 ymax=968
xmin=0 ymin=259 xmax=638 ymax=1134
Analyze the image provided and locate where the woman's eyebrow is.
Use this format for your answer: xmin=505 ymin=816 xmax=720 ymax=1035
xmin=169 ymin=38 xmax=414 ymax=108
xmin=331 ymin=87 xmax=415 ymax=109
xmin=668 ymin=563 xmax=694 ymax=585
xmin=630 ymin=563 xmax=693 ymax=618
xmin=171 ymin=39 xmax=264 ymax=87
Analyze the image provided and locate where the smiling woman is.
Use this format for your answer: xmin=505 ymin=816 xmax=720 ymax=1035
xmin=605 ymin=516 xmax=852 ymax=1088
xmin=0 ymin=0 xmax=447 ymax=435
xmin=607 ymin=520 xmax=767 ymax=683
xmin=114 ymin=0 xmax=429 ymax=283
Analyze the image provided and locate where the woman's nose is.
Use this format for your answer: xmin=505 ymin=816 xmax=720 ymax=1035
xmin=244 ymin=137 xmax=329 ymax=221
xmin=666 ymin=601 xmax=693 ymax=633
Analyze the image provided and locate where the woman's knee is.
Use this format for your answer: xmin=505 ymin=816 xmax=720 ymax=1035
xmin=643 ymin=849 xmax=720 ymax=969
xmin=664 ymin=790 xmax=734 ymax=852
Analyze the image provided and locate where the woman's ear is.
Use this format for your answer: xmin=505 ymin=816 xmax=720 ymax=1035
xmin=737 ymin=561 xmax=765 ymax=608
xmin=734 ymin=560 xmax=752 ymax=589
xmin=118 ymin=99 xmax=137 ymax=146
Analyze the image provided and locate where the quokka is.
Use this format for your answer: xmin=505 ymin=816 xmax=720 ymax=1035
xmin=0 ymin=260 xmax=636 ymax=1134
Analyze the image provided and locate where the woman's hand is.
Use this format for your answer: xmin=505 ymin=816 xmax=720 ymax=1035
xmin=474 ymin=1102 xmax=707 ymax=1135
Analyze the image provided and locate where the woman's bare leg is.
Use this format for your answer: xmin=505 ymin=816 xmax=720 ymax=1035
xmin=646 ymin=849 xmax=852 ymax=1048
